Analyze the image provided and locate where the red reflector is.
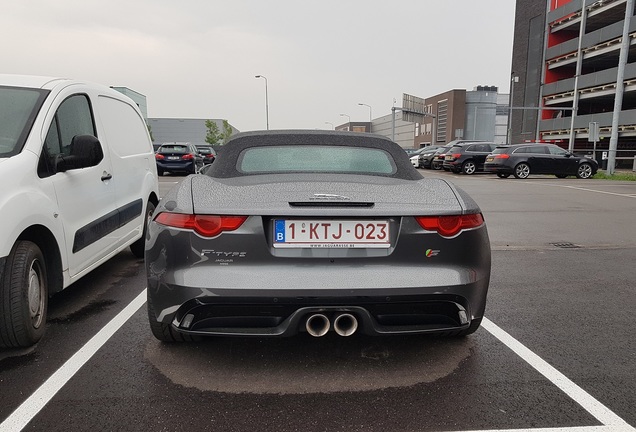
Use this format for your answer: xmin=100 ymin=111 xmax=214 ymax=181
xmin=154 ymin=213 xmax=247 ymax=237
xmin=415 ymin=214 xmax=484 ymax=237
xmin=155 ymin=154 xmax=165 ymax=160
xmin=182 ymin=153 xmax=195 ymax=160
xmin=495 ymin=154 xmax=510 ymax=159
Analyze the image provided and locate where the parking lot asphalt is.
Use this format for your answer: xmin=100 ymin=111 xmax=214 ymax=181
xmin=0 ymin=171 xmax=634 ymax=432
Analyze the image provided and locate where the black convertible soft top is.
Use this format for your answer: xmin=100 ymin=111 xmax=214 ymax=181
xmin=206 ymin=130 xmax=422 ymax=180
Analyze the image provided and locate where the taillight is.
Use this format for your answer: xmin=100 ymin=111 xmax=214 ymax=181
xmin=494 ymin=154 xmax=510 ymax=159
xmin=451 ymin=153 xmax=461 ymax=159
xmin=155 ymin=154 xmax=165 ymax=160
xmin=415 ymin=214 xmax=484 ymax=237
xmin=154 ymin=213 xmax=247 ymax=237
xmin=182 ymin=153 xmax=195 ymax=160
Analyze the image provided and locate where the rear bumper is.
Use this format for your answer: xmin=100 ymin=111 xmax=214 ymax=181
xmin=443 ymin=161 xmax=460 ymax=170
xmin=152 ymin=288 xmax=483 ymax=337
xmin=147 ymin=275 xmax=489 ymax=337
xmin=156 ymin=161 xmax=195 ymax=172
xmin=484 ymin=163 xmax=512 ymax=174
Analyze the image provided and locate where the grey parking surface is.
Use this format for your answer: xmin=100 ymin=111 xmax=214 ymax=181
xmin=1 ymin=173 xmax=634 ymax=432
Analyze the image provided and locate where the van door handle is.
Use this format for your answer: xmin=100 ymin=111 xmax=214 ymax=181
xmin=101 ymin=172 xmax=113 ymax=181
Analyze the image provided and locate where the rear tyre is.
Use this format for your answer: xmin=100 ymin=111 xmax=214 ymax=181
xmin=514 ymin=163 xmax=530 ymax=179
xmin=130 ymin=201 xmax=156 ymax=259
xmin=157 ymin=169 xmax=164 ymax=176
xmin=555 ymin=174 xmax=568 ymax=179
xmin=0 ymin=241 xmax=48 ymax=348
xmin=147 ymin=293 xmax=201 ymax=342
xmin=577 ymin=163 xmax=593 ymax=179
xmin=462 ymin=161 xmax=476 ymax=175
xmin=496 ymin=173 xmax=510 ymax=178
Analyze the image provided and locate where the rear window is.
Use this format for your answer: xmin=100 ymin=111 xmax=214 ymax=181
xmin=513 ymin=146 xmax=546 ymax=154
xmin=492 ymin=147 xmax=509 ymax=154
xmin=197 ymin=147 xmax=216 ymax=155
xmin=238 ymin=145 xmax=396 ymax=175
xmin=159 ymin=145 xmax=188 ymax=153
xmin=449 ymin=146 xmax=462 ymax=153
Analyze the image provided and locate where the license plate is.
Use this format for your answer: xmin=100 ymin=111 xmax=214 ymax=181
xmin=445 ymin=155 xmax=453 ymax=160
xmin=486 ymin=157 xmax=494 ymax=162
xmin=167 ymin=156 xmax=180 ymax=160
xmin=273 ymin=220 xmax=390 ymax=248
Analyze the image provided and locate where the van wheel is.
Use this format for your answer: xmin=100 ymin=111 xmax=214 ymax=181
xmin=130 ymin=201 xmax=156 ymax=259
xmin=0 ymin=241 xmax=48 ymax=348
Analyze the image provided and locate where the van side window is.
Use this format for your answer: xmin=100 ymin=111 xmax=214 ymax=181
xmin=39 ymin=94 xmax=97 ymax=177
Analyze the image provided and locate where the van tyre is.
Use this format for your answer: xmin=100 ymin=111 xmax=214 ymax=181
xmin=0 ymin=241 xmax=48 ymax=348
xmin=130 ymin=201 xmax=156 ymax=259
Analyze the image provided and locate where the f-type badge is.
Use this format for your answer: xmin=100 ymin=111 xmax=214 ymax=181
xmin=310 ymin=194 xmax=351 ymax=201
xmin=425 ymin=249 xmax=440 ymax=258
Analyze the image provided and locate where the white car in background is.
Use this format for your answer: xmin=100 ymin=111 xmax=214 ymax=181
xmin=0 ymin=75 xmax=159 ymax=348
xmin=409 ymin=148 xmax=427 ymax=168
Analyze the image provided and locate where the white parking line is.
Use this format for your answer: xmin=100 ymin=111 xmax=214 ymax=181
xmin=0 ymin=289 xmax=147 ymax=432
xmin=530 ymin=183 xmax=636 ymax=199
xmin=0 ymin=299 xmax=634 ymax=432
xmin=475 ymin=318 xmax=635 ymax=431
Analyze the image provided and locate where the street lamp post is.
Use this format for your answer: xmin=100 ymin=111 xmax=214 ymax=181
xmin=340 ymin=113 xmax=351 ymax=130
xmin=325 ymin=122 xmax=334 ymax=130
xmin=255 ymin=75 xmax=269 ymax=130
xmin=358 ymin=103 xmax=372 ymax=131
xmin=507 ymin=75 xmax=518 ymax=143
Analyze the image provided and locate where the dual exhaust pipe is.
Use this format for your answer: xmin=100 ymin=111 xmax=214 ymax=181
xmin=305 ymin=313 xmax=358 ymax=337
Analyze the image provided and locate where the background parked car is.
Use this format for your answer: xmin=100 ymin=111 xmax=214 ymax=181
xmin=196 ymin=145 xmax=216 ymax=164
xmin=155 ymin=142 xmax=204 ymax=175
xmin=443 ymin=142 xmax=497 ymax=174
xmin=417 ymin=145 xmax=444 ymax=169
xmin=484 ymin=143 xmax=599 ymax=179
xmin=409 ymin=147 xmax=428 ymax=168
xmin=431 ymin=145 xmax=453 ymax=170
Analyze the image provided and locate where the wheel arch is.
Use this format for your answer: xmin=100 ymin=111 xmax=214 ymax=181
xmin=16 ymin=225 xmax=63 ymax=295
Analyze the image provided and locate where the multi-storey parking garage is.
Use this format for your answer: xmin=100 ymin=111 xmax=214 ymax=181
xmin=512 ymin=0 xmax=636 ymax=168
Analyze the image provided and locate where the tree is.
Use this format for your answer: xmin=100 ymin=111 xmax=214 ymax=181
xmin=205 ymin=119 xmax=234 ymax=145
xmin=205 ymin=120 xmax=221 ymax=145
xmin=221 ymin=120 xmax=234 ymax=144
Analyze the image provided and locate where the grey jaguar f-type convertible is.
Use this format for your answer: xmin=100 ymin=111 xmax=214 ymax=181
xmin=145 ymin=130 xmax=491 ymax=341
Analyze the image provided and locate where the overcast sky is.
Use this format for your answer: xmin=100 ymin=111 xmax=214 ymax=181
xmin=2 ymin=1 xmax=516 ymax=132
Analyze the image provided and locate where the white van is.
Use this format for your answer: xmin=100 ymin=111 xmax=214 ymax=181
xmin=0 ymin=75 xmax=159 ymax=348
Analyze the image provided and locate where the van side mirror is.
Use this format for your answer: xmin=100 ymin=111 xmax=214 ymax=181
xmin=55 ymin=135 xmax=104 ymax=172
